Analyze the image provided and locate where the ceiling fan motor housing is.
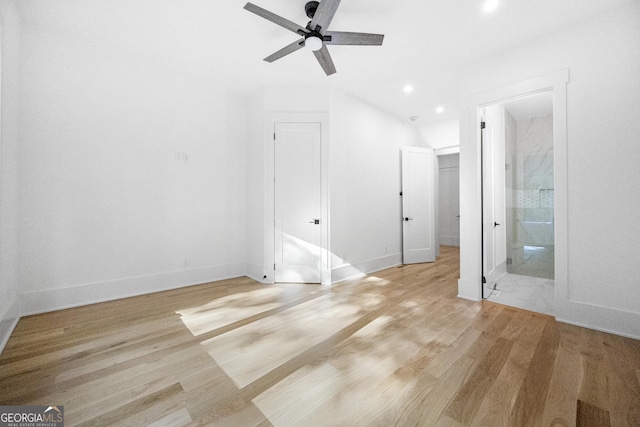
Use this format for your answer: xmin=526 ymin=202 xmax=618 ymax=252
xmin=305 ymin=1 xmax=319 ymax=19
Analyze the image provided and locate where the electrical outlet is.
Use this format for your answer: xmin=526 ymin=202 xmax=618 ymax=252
xmin=175 ymin=152 xmax=190 ymax=162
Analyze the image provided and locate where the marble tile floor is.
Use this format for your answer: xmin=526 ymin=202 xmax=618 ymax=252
xmin=486 ymin=273 xmax=554 ymax=316
xmin=508 ymin=244 xmax=555 ymax=280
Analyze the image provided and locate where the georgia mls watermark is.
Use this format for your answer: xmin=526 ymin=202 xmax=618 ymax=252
xmin=0 ymin=406 xmax=64 ymax=427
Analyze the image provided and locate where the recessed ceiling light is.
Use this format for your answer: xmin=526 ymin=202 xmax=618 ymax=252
xmin=483 ymin=0 xmax=498 ymax=12
xmin=436 ymin=106 xmax=444 ymax=114
xmin=403 ymin=85 xmax=414 ymax=93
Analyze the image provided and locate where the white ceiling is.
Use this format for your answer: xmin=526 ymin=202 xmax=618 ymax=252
xmin=17 ymin=0 xmax=634 ymax=123
xmin=503 ymin=92 xmax=553 ymax=121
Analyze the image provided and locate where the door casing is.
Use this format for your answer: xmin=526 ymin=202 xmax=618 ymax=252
xmin=458 ymin=69 xmax=568 ymax=303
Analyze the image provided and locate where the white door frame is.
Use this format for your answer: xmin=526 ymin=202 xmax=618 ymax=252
xmin=265 ymin=112 xmax=331 ymax=285
xmin=458 ymin=69 xmax=569 ymax=303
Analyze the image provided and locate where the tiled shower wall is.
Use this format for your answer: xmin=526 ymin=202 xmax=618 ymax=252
xmin=505 ymin=111 xmax=554 ymax=279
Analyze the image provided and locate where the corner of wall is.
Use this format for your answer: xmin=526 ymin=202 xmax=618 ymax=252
xmin=331 ymin=253 xmax=402 ymax=284
xmin=0 ymin=0 xmax=22 ymax=356
xmin=245 ymin=262 xmax=271 ymax=284
xmin=0 ymin=297 xmax=20 ymax=355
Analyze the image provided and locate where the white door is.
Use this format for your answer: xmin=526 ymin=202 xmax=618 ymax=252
xmin=438 ymin=154 xmax=460 ymax=247
xmin=274 ymin=122 xmax=322 ymax=283
xmin=482 ymin=123 xmax=497 ymax=286
xmin=402 ymin=147 xmax=436 ymax=264
xmin=482 ymin=105 xmax=507 ymax=296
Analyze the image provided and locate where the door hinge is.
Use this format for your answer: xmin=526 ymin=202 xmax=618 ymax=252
xmin=274 ymin=264 xmax=276 ymax=270
xmin=273 ymin=132 xmax=276 ymax=140
xmin=482 ymin=276 xmax=487 ymax=284
xmin=480 ymin=121 xmax=486 ymax=129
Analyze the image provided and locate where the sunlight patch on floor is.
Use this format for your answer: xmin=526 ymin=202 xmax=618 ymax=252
xmin=200 ymin=293 xmax=363 ymax=388
xmin=176 ymin=287 xmax=284 ymax=336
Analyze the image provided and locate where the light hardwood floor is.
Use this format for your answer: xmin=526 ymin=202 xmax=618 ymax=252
xmin=1 ymin=246 xmax=639 ymax=426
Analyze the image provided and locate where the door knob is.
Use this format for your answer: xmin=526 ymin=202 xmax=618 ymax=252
xmin=309 ymin=219 xmax=321 ymax=224
xmin=404 ymin=217 xmax=413 ymax=221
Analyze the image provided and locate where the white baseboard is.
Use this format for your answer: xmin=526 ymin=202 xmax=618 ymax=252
xmin=555 ymin=299 xmax=640 ymax=340
xmin=457 ymin=275 xmax=640 ymax=339
xmin=331 ymin=253 xmax=402 ymax=284
xmin=439 ymin=235 xmax=460 ymax=247
xmin=0 ymin=298 xmax=20 ymax=355
xmin=20 ymin=262 xmax=246 ymax=316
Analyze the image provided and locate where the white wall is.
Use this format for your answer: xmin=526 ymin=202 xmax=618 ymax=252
xmin=17 ymin=15 xmax=248 ymax=314
xmin=458 ymin=3 xmax=640 ymax=338
xmin=0 ymin=0 xmax=21 ymax=347
xmin=418 ymin=118 xmax=459 ymax=150
xmin=330 ymin=89 xmax=419 ymax=282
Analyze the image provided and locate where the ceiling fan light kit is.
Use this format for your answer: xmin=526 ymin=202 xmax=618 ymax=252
xmin=305 ymin=36 xmax=323 ymax=51
xmin=243 ymin=0 xmax=384 ymax=75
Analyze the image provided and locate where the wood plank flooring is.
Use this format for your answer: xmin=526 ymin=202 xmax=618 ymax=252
xmin=1 ymin=246 xmax=639 ymax=426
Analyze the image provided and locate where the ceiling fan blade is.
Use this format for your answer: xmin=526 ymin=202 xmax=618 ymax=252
xmin=310 ymin=0 xmax=342 ymax=34
xmin=325 ymin=31 xmax=384 ymax=46
xmin=264 ymin=39 xmax=306 ymax=62
xmin=313 ymin=45 xmax=337 ymax=75
xmin=244 ymin=2 xmax=307 ymax=35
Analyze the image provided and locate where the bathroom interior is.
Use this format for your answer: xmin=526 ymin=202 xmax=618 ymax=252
xmin=486 ymin=92 xmax=555 ymax=315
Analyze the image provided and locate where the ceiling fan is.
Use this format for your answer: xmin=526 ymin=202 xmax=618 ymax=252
xmin=243 ymin=0 xmax=384 ymax=76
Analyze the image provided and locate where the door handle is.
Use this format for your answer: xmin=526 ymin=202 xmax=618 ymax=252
xmin=494 ymin=222 xmax=501 ymax=227
xmin=309 ymin=219 xmax=321 ymax=224
xmin=404 ymin=217 xmax=413 ymax=221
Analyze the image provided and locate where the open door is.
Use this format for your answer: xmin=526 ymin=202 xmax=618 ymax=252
xmin=402 ymin=147 xmax=436 ymax=264
xmin=481 ymin=106 xmax=507 ymax=297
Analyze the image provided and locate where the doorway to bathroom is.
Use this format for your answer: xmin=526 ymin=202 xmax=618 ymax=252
xmin=482 ymin=92 xmax=555 ymax=315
